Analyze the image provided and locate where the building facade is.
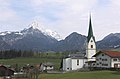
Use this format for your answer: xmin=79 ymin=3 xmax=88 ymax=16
xmin=62 ymin=54 xmax=86 ymax=71
xmin=93 ymin=51 xmax=120 ymax=68
xmin=40 ymin=62 xmax=54 ymax=71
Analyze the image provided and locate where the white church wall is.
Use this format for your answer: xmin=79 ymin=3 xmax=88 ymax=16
xmin=71 ymin=59 xmax=85 ymax=70
xmin=63 ymin=58 xmax=86 ymax=71
xmin=63 ymin=58 xmax=72 ymax=71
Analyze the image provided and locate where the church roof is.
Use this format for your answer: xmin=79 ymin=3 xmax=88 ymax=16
xmin=64 ymin=54 xmax=87 ymax=59
xmin=87 ymin=15 xmax=95 ymax=42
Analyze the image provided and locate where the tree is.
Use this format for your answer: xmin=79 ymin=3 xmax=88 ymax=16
xmin=24 ymin=65 xmax=40 ymax=79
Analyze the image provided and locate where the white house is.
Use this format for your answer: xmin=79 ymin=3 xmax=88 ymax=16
xmin=40 ymin=62 xmax=54 ymax=71
xmin=93 ymin=51 xmax=120 ymax=68
xmin=62 ymin=54 xmax=87 ymax=71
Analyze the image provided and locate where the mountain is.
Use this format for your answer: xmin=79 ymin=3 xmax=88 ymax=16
xmin=55 ymin=32 xmax=120 ymax=52
xmin=97 ymin=33 xmax=120 ymax=50
xmin=0 ymin=22 xmax=62 ymax=41
xmin=11 ymin=27 xmax=58 ymax=51
xmin=53 ymin=32 xmax=87 ymax=52
xmin=1 ymin=21 xmax=120 ymax=52
xmin=0 ymin=28 xmax=87 ymax=52
xmin=27 ymin=22 xmax=62 ymax=41
xmin=0 ymin=22 xmax=60 ymax=51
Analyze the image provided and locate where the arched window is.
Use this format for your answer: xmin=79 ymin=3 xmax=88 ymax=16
xmin=91 ymin=45 xmax=93 ymax=48
xmin=77 ymin=59 xmax=79 ymax=65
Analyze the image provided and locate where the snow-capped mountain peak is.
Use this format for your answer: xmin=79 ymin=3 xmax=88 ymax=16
xmin=0 ymin=31 xmax=12 ymax=36
xmin=30 ymin=22 xmax=39 ymax=29
xmin=28 ymin=21 xmax=44 ymax=31
xmin=28 ymin=21 xmax=62 ymax=40
xmin=44 ymin=29 xmax=62 ymax=41
xmin=0 ymin=21 xmax=62 ymax=41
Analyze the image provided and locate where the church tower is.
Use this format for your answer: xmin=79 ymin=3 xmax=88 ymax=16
xmin=86 ymin=15 xmax=96 ymax=61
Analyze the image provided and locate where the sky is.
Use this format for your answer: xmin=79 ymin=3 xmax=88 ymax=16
xmin=0 ymin=0 xmax=120 ymax=41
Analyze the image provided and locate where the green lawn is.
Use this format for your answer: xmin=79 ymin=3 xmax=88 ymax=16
xmin=0 ymin=57 xmax=61 ymax=69
xmin=1 ymin=58 xmax=120 ymax=79
xmin=40 ymin=71 xmax=120 ymax=79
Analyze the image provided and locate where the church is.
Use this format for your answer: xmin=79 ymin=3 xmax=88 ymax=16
xmin=62 ymin=16 xmax=97 ymax=71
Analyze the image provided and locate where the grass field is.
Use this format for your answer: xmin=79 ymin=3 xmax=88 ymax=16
xmin=40 ymin=71 xmax=120 ymax=79
xmin=1 ymin=57 xmax=120 ymax=79
xmin=0 ymin=57 xmax=61 ymax=69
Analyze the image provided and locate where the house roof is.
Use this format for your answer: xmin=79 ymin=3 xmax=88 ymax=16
xmin=93 ymin=51 xmax=120 ymax=58
xmin=43 ymin=62 xmax=54 ymax=66
xmin=0 ymin=65 xmax=14 ymax=72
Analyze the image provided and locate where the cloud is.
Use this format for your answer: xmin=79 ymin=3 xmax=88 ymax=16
xmin=0 ymin=7 xmax=17 ymax=22
xmin=0 ymin=0 xmax=19 ymax=22
xmin=0 ymin=0 xmax=98 ymax=39
xmin=90 ymin=0 xmax=120 ymax=40
xmin=1 ymin=0 xmax=120 ymax=41
xmin=110 ymin=0 xmax=120 ymax=7
xmin=55 ymin=0 xmax=97 ymax=38
xmin=0 ymin=0 xmax=22 ymax=31
xmin=29 ymin=0 xmax=97 ymax=38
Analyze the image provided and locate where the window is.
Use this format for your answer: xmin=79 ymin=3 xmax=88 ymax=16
xmin=77 ymin=59 xmax=79 ymax=66
xmin=97 ymin=63 xmax=99 ymax=65
xmin=91 ymin=45 xmax=93 ymax=48
xmin=105 ymin=59 xmax=107 ymax=61
xmin=105 ymin=64 xmax=108 ymax=66
xmin=50 ymin=66 xmax=52 ymax=68
xmin=102 ymin=54 xmax=104 ymax=56
xmin=118 ymin=58 xmax=120 ymax=61
xmin=96 ymin=59 xmax=99 ymax=61
xmin=113 ymin=58 xmax=117 ymax=61
xmin=91 ymin=40 xmax=93 ymax=42
xmin=102 ymin=59 xmax=107 ymax=61
xmin=102 ymin=64 xmax=108 ymax=66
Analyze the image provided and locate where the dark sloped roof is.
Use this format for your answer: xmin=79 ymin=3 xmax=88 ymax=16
xmin=93 ymin=51 xmax=120 ymax=58
xmin=64 ymin=54 xmax=87 ymax=59
xmin=87 ymin=15 xmax=95 ymax=42
xmin=0 ymin=65 xmax=14 ymax=72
